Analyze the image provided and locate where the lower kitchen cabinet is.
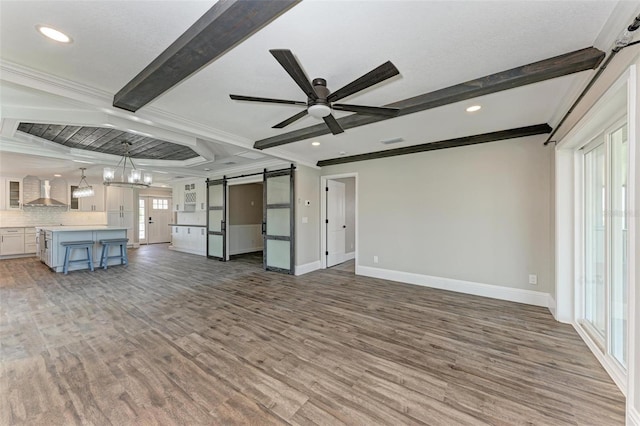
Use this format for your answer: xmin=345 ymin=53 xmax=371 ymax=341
xmin=0 ymin=227 xmax=51 ymax=258
xmin=1 ymin=228 xmax=25 ymax=255
xmin=170 ymin=225 xmax=206 ymax=256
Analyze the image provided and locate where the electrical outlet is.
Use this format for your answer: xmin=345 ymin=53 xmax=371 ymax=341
xmin=373 ymin=256 xmax=379 ymax=264
xmin=529 ymin=274 xmax=538 ymax=285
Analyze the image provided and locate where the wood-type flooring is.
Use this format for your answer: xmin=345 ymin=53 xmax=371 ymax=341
xmin=0 ymin=245 xmax=625 ymax=425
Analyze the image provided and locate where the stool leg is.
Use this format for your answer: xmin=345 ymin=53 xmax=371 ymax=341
xmin=102 ymin=244 xmax=109 ymax=270
xmin=87 ymin=246 xmax=94 ymax=272
xmin=63 ymin=246 xmax=70 ymax=275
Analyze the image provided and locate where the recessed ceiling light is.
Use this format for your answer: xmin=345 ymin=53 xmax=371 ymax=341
xmin=312 ymin=141 xmax=321 ymax=146
xmin=339 ymin=151 xmax=347 ymax=156
xmin=204 ymin=168 xmax=211 ymax=171
xmin=53 ymin=174 xmax=62 ymax=177
xmin=36 ymin=25 xmax=72 ymax=43
xmin=466 ymin=105 xmax=482 ymax=112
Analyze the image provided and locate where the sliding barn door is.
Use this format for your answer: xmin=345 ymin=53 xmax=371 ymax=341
xmin=263 ymin=166 xmax=295 ymax=274
xmin=207 ymin=178 xmax=227 ymax=260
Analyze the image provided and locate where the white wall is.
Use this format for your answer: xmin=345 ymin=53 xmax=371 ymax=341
xmin=295 ymin=165 xmax=321 ymax=269
xmin=321 ymin=136 xmax=554 ymax=294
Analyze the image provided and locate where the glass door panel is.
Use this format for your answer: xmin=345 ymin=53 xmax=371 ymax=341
xmin=584 ymin=142 xmax=606 ymax=338
xmin=207 ymin=179 xmax=226 ymax=260
xmin=266 ymin=240 xmax=290 ymax=270
xmin=266 ymin=208 xmax=290 ymax=236
xmin=263 ymin=168 xmax=294 ymax=274
xmin=609 ymin=124 xmax=628 ymax=367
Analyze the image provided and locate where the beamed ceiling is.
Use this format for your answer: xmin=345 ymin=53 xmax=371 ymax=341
xmin=1 ymin=1 xmax=639 ymax=182
xmin=17 ymin=123 xmax=199 ymax=160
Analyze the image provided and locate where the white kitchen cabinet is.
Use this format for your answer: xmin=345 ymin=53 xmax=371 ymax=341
xmin=171 ymin=225 xmax=205 ymax=256
xmin=195 ymin=180 xmax=207 ymax=211
xmin=0 ymin=228 xmax=25 ymax=255
xmin=24 ymin=228 xmax=37 ymax=254
xmin=0 ymin=177 xmax=23 ymax=210
xmin=172 ymin=184 xmax=184 ymax=212
xmin=106 ymin=186 xmax=136 ymax=246
xmin=106 ymin=186 xmax=134 ymax=211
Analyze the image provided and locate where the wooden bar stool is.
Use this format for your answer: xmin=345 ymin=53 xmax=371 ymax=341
xmin=99 ymin=238 xmax=129 ymax=269
xmin=60 ymin=241 xmax=95 ymax=274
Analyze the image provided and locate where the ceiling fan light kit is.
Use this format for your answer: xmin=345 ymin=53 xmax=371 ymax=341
xmin=230 ymin=49 xmax=401 ymax=135
xmin=308 ymin=104 xmax=331 ymax=118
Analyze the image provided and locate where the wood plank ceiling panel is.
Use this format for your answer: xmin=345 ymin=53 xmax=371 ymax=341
xmin=16 ymin=123 xmax=199 ymax=160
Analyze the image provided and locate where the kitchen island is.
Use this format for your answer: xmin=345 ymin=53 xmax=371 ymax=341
xmin=36 ymin=226 xmax=128 ymax=273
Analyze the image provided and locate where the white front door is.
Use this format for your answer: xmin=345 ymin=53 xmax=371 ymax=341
xmin=140 ymin=197 xmax=172 ymax=244
xmin=326 ymin=180 xmax=346 ymax=267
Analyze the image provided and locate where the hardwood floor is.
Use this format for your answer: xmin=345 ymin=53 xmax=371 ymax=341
xmin=1 ymin=245 xmax=625 ymax=425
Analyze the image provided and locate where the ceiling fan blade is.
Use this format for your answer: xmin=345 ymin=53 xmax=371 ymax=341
xmin=273 ymin=109 xmax=309 ymax=128
xmin=323 ymin=114 xmax=344 ymax=135
xmin=327 ymin=61 xmax=400 ymax=103
xmin=269 ymin=49 xmax=318 ymax=101
xmin=332 ymin=103 xmax=400 ymax=117
xmin=230 ymin=94 xmax=307 ymax=106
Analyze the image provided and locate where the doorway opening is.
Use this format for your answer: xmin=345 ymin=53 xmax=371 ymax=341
xmin=228 ymin=181 xmax=264 ymax=266
xmin=321 ymin=173 xmax=357 ymax=272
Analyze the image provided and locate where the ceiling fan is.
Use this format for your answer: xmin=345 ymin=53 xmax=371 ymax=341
xmin=230 ymin=49 xmax=401 ymax=135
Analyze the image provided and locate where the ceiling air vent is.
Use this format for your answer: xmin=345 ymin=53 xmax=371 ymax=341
xmin=381 ymin=137 xmax=404 ymax=145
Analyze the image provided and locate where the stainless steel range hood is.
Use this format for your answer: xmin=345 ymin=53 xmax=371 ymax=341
xmin=23 ymin=176 xmax=68 ymax=208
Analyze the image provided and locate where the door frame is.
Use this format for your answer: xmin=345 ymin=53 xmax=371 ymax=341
xmin=320 ymin=173 xmax=358 ymax=270
xmin=226 ymin=175 xmax=263 ymax=261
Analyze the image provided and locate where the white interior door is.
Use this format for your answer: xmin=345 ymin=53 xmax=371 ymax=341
xmin=326 ymin=180 xmax=346 ymax=267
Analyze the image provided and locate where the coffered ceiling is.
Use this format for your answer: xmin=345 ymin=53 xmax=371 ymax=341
xmin=1 ymin=1 xmax=638 ymax=184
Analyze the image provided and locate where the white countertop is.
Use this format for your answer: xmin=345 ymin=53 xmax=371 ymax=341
xmin=36 ymin=225 xmax=126 ymax=232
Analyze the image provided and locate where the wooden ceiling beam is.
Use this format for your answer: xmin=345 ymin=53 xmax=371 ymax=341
xmin=113 ymin=0 xmax=300 ymax=112
xmin=316 ymin=124 xmax=552 ymax=167
xmin=254 ymin=47 xmax=604 ymax=150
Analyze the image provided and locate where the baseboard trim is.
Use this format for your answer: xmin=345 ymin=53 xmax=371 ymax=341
xmin=168 ymin=246 xmax=205 ymax=256
xmin=629 ymin=406 xmax=640 ymax=426
xmin=229 ymin=246 xmax=263 ymax=256
xmin=295 ymin=260 xmax=321 ymax=276
xmin=548 ymin=295 xmax=557 ymax=319
xmin=345 ymin=251 xmax=355 ymax=261
xmin=356 ymin=265 xmax=550 ymax=307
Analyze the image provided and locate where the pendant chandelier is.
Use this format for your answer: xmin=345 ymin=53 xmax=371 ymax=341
xmin=103 ymin=141 xmax=152 ymax=188
xmin=72 ymin=167 xmax=95 ymax=198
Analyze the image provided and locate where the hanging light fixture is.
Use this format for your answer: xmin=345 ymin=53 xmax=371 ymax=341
xmin=72 ymin=167 xmax=95 ymax=198
xmin=103 ymin=142 xmax=152 ymax=188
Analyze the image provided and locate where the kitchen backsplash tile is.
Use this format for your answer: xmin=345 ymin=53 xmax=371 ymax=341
xmin=0 ymin=210 xmax=106 ymax=227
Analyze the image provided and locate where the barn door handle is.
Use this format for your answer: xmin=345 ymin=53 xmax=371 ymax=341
xmin=261 ymin=222 xmax=266 ymax=234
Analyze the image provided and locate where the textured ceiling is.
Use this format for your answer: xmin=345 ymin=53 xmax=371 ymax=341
xmin=17 ymin=123 xmax=199 ymax=160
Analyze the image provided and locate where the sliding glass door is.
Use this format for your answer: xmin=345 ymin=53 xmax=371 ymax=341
xmin=582 ymin=120 xmax=628 ymax=369
xmin=584 ymin=140 xmax=606 ymax=337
